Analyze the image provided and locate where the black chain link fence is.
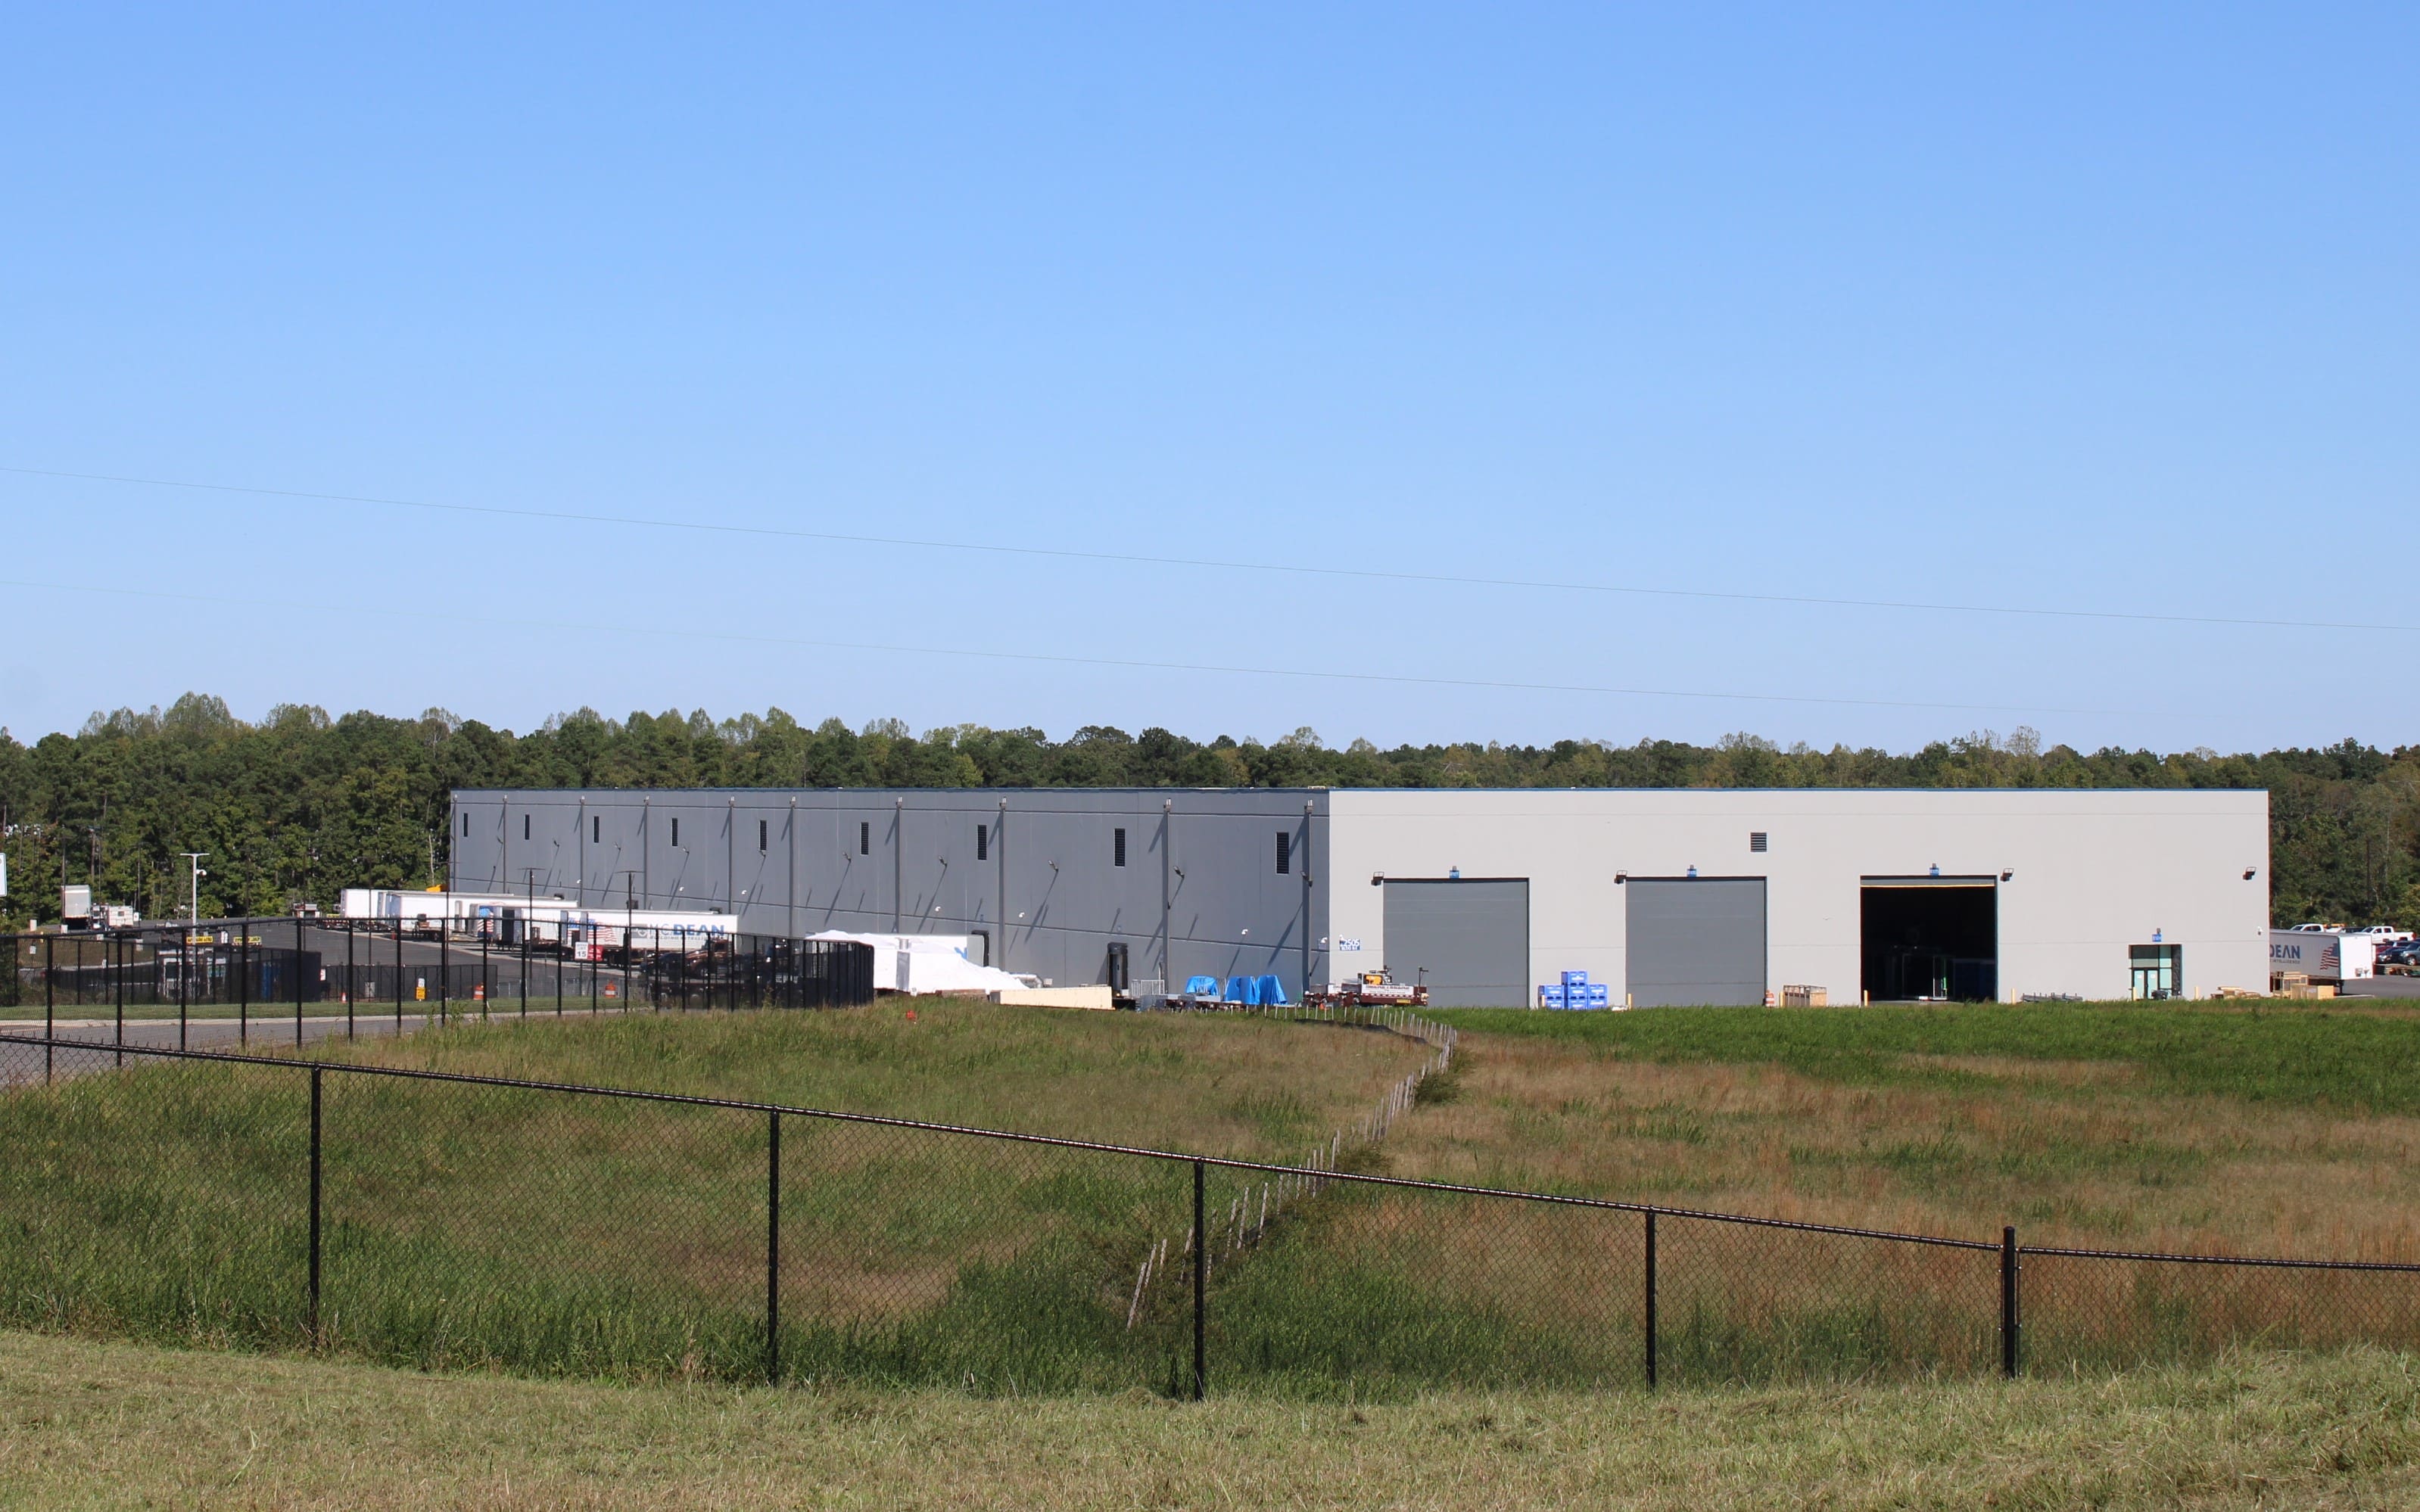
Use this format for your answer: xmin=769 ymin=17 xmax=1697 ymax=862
xmin=1 ymin=1014 xmax=2415 ymax=1398
xmin=2 ymin=923 xmax=875 ymax=1051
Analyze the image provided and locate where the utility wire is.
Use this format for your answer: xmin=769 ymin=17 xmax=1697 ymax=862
xmin=8 ymin=463 xmax=2409 ymax=635
xmin=0 ymin=577 xmax=2113 ymax=719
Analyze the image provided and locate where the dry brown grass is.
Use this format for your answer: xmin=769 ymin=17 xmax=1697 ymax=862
xmin=4 ymin=1329 xmax=2415 ymax=1510
xmin=1381 ymin=1033 xmax=2420 ymax=1260
xmin=327 ymin=1002 xmax=1431 ymax=1158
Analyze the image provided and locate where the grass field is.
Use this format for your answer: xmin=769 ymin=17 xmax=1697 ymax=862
xmin=5 ymin=999 xmax=2418 ymax=1399
xmin=3 ymin=1329 xmax=2415 ymax=1510
xmin=1422 ymin=1001 xmax=2420 ymax=1253
xmin=0 ymin=1005 xmax=1430 ymax=1393
xmin=1228 ymin=1000 xmax=2420 ymax=1388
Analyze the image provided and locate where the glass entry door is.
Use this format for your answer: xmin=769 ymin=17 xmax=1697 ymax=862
xmin=2129 ymin=944 xmax=2182 ymax=1000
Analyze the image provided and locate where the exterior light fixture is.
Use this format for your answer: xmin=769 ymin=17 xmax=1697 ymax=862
xmin=1371 ymin=873 xmax=1384 ymax=887
xmin=2244 ymin=868 xmax=2257 ymax=880
xmin=1928 ymin=864 xmax=1941 ymax=878
xmin=1448 ymin=866 xmax=1461 ymax=880
xmin=1999 ymin=870 xmax=2013 ymax=882
xmin=1614 ymin=870 xmax=1627 ymax=885
xmin=1686 ymin=865 xmax=1698 ymax=879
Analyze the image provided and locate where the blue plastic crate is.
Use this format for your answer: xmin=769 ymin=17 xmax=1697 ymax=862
xmin=1562 ymin=969 xmax=1590 ymax=988
xmin=1537 ymin=984 xmax=1568 ymax=1008
xmin=1588 ymin=983 xmax=1611 ymax=1007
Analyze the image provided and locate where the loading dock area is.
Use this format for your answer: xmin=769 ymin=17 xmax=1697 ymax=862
xmin=450 ymin=786 xmax=2269 ymax=1006
xmin=1860 ymin=878 xmax=1998 ymax=1003
xmin=1625 ymin=878 xmax=1768 ymax=1007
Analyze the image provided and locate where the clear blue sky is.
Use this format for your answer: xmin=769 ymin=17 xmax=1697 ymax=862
xmin=4 ymin=4 xmax=2412 ymax=754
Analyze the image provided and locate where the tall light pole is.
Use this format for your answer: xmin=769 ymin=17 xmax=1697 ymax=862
xmin=178 ymin=853 xmax=209 ymax=925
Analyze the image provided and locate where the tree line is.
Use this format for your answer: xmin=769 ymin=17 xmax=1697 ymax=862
xmin=1 ymin=693 xmax=2412 ymax=929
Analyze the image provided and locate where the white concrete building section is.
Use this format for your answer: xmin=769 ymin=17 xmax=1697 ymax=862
xmin=449 ymin=786 xmax=2269 ymax=1006
xmin=1322 ymin=789 xmax=2269 ymax=1006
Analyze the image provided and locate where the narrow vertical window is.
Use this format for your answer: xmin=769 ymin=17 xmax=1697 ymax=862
xmin=462 ymin=813 xmax=470 ymax=837
xmin=524 ymin=814 xmax=531 ymax=841
xmin=976 ymin=825 xmax=989 ymax=861
xmin=592 ymin=816 xmax=601 ymax=843
xmin=1113 ymin=828 xmax=1127 ymax=867
xmin=671 ymin=817 xmax=680 ymax=848
xmin=860 ymin=821 xmax=871 ymax=855
xmin=758 ymin=819 xmax=768 ymax=852
xmin=1276 ymin=832 xmax=1291 ymax=874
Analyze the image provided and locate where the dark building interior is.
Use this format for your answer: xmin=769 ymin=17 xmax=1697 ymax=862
xmin=1861 ymin=882 xmax=1997 ymax=1001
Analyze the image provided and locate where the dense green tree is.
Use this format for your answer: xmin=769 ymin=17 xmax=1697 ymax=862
xmin=1 ymin=699 xmax=2413 ymax=929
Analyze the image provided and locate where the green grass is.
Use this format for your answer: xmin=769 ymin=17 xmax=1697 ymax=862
xmin=0 ymin=1006 xmax=1436 ymax=1395
xmin=10 ymin=1001 xmax=2418 ymax=1402
xmin=1437 ymin=1000 xmax=2420 ymax=1113
xmin=5 ymin=1329 xmax=2417 ymax=1510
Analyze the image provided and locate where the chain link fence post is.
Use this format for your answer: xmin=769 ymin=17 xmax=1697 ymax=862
xmin=767 ymin=1109 xmax=782 ymax=1384
xmin=2001 ymin=1225 xmax=2020 ymax=1378
xmin=1192 ymin=1158 xmax=1207 ymax=1402
xmin=308 ymin=1063 xmax=323 ymax=1339
xmin=1644 ymin=1209 xmax=1658 ymax=1389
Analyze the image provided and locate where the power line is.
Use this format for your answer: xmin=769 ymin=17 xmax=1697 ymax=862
xmin=0 ymin=577 xmax=2114 ymax=719
xmin=7 ymin=463 xmax=2410 ymax=636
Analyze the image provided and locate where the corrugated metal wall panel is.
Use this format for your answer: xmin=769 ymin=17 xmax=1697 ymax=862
xmin=1381 ymin=878 xmax=1529 ymax=1007
xmin=1625 ymin=878 xmax=1767 ymax=1006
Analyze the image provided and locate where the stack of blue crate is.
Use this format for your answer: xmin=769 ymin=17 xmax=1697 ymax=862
xmin=1540 ymin=972 xmax=1615 ymax=1009
xmin=1558 ymin=970 xmax=1612 ymax=1010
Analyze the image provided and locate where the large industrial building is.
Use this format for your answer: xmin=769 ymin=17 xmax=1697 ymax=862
xmin=449 ymin=786 xmax=2269 ymax=1006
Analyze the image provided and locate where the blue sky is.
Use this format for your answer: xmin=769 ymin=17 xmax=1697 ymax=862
xmin=3 ymin=4 xmax=2412 ymax=753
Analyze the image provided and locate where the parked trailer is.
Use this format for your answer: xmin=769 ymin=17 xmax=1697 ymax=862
xmin=340 ymin=888 xmax=740 ymax=955
xmin=2269 ymin=929 xmax=2375 ymax=986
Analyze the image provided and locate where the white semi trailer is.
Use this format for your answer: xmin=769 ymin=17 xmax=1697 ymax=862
xmin=2269 ymin=929 xmax=2375 ymax=986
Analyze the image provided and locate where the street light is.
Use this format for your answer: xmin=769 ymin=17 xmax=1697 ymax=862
xmin=179 ymin=853 xmax=210 ymax=925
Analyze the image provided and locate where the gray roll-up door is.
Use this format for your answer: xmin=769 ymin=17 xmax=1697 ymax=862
xmin=1626 ymin=879 xmax=1767 ymax=1007
xmin=1383 ymin=879 xmax=1529 ymax=1008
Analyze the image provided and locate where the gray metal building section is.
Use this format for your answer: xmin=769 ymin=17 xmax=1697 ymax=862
xmin=1380 ymin=879 xmax=1529 ymax=1007
xmin=1623 ymin=878 xmax=1768 ymax=1007
xmin=453 ymin=785 xmax=2271 ymax=1005
xmin=452 ymin=787 xmax=1326 ymax=997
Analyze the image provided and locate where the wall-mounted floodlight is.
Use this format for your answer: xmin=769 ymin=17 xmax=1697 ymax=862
xmin=2244 ymin=868 xmax=2258 ymax=880
xmin=1371 ymin=873 xmax=1385 ymax=887
xmin=1686 ymin=865 xmax=1698 ymax=879
xmin=2000 ymin=870 xmax=2014 ymax=882
xmin=1615 ymin=870 xmax=1627 ymax=885
xmin=1928 ymin=864 xmax=1941 ymax=878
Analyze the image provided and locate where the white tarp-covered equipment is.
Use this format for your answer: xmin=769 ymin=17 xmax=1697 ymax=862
xmin=805 ymin=932 xmax=1035 ymax=995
